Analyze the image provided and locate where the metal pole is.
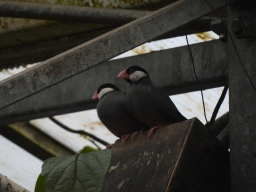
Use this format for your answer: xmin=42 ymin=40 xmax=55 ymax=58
xmin=228 ymin=4 xmax=256 ymax=192
xmin=0 ymin=1 xmax=151 ymax=25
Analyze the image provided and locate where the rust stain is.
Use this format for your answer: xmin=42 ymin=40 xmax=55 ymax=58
xmin=83 ymin=121 xmax=104 ymax=130
xmin=131 ymin=44 xmax=154 ymax=55
xmin=196 ymin=32 xmax=216 ymax=41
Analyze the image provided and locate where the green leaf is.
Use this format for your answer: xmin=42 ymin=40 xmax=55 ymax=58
xmin=80 ymin=146 xmax=99 ymax=154
xmin=41 ymin=149 xmax=111 ymax=192
xmin=34 ymin=174 xmax=46 ymax=192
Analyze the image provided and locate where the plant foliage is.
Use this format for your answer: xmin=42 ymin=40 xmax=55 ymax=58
xmin=35 ymin=149 xmax=111 ymax=192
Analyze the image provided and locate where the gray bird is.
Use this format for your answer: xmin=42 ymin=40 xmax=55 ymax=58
xmin=93 ymin=83 xmax=150 ymax=144
xmin=117 ymin=66 xmax=186 ymax=137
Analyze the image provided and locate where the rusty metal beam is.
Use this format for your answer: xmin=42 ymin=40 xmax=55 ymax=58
xmin=0 ymin=40 xmax=227 ymax=126
xmin=0 ymin=0 xmax=233 ymax=113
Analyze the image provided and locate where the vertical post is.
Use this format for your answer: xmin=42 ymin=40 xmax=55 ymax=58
xmin=228 ymin=4 xmax=256 ymax=192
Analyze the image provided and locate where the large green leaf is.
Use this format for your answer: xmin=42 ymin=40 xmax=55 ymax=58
xmin=34 ymin=174 xmax=46 ymax=192
xmin=41 ymin=149 xmax=111 ymax=192
xmin=79 ymin=146 xmax=99 ymax=154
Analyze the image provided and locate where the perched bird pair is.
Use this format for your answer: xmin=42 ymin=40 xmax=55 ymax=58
xmin=93 ymin=66 xmax=186 ymax=145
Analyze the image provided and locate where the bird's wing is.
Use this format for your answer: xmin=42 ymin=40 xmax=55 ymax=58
xmin=148 ymin=86 xmax=186 ymax=123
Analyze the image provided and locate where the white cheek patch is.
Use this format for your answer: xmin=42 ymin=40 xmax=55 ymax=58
xmin=98 ymin=88 xmax=115 ymax=99
xmin=130 ymin=71 xmax=147 ymax=82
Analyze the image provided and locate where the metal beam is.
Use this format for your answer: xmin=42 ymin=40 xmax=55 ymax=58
xmin=0 ymin=0 xmax=233 ymax=112
xmin=0 ymin=26 xmax=116 ymax=69
xmin=0 ymin=123 xmax=75 ymax=160
xmin=0 ymin=17 xmax=219 ymax=70
xmin=228 ymin=5 xmax=256 ymax=192
xmin=0 ymin=40 xmax=227 ymax=126
xmin=0 ymin=1 xmax=151 ymax=25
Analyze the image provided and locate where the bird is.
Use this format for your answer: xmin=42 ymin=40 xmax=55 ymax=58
xmin=117 ymin=66 xmax=187 ymax=138
xmin=93 ymin=83 xmax=151 ymax=146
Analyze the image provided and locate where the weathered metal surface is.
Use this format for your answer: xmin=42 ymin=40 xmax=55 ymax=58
xmin=3 ymin=0 xmax=164 ymax=8
xmin=228 ymin=5 xmax=256 ymax=192
xmin=0 ymin=123 xmax=76 ymax=160
xmin=0 ymin=1 xmax=151 ymax=24
xmin=0 ymin=26 xmax=116 ymax=69
xmin=101 ymin=118 xmax=230 ymax=192
xmin=0 ymin=0 xmax=173 ymax=36
xmin=0 ymin=40 xmax=228 ymax=126
xmin=0 ymin=0 xmax=232 ymax=111
xmin=0 ymin=173 xmax=30 ymax=192
xmin=0 ymin=17 xmax=218 ymax=69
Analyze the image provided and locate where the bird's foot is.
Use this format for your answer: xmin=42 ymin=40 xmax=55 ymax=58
xmin=106 ymin=144 xmax=114 ymax=149
xmin=131 ymin=131 xmax=140 ymax=140
xmin=121 ymin=134 xmax=132 ymax=143
xmin=147 ymin=126 xmax=161 ymax=139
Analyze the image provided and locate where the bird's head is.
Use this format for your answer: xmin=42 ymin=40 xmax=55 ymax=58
xmin=92 ymin=83 xmax=120 ymax=100
xmin=117 ymin=66 xmax=149 ymax=83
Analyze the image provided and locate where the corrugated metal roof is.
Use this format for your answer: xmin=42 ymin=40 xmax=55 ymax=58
xmin=0 ymin=31 xmax=228 ymax=190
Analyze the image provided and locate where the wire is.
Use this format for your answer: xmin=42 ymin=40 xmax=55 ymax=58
xmin=88 ymin=139 xmax=102 ymax=150
xmin=204 ymin=0 xmax=256 ymax=92
xmin=49 ymin=116 xmax=109 ymax=146
xmin=207 ymin=85 xmax=228 ymax=127
xmin=185 ymin=34 xmax=208 ymax=124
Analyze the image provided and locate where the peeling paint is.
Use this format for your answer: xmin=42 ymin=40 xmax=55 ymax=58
xmin=108 ymin=162 xmax=120 ymax=172
xmin=118 ymin=179 xmax=125 ymax=189
xmin=122 ymin=164 xmax=128 ymax=170
xmin=147 ymin=156 xmax=152 ymax=165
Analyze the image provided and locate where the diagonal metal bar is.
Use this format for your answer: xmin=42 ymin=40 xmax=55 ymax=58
xmin=0 ymin=0 xmax=233 ymax=111
xmin=0 ymin=40 xmax=227 ymax=126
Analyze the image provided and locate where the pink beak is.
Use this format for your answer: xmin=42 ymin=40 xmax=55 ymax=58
xmin=117 ymin=69 xmax=129 ymax=79
xmin=92 ymin=91 xmax=99 ymax=100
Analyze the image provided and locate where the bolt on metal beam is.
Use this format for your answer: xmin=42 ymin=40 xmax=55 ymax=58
xmin=0 ymin=0 xmax=233 ymax=112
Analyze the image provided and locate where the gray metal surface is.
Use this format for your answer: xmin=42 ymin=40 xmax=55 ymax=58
xmin=228 ymin=6 xmax=256 ymax=192
xmin=0 ymin=17 xmax=217 ymax=70
xmin=0 ymin=1 xmax=151 ymax=24
xmin=0 ymin=0 xmax=233 ymax=112
xmin=0 ymin=40 xmax=227 ymax=126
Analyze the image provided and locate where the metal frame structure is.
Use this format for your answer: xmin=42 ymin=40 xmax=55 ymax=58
xmin=0 ymin=0 xmax=255 ymax=191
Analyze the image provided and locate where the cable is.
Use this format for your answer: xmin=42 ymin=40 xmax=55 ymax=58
xmin=185 ymin=34 xmax=208 ymax=124
xmin=88 ymin=139 xmax=102 ymax=150
xmin=204 ymin=0 xmax=256 ymax=92
xmin=49 ymin=116 xmax=109 ymax=146
xmin=207 ymin=85 xmax=228 ymax=127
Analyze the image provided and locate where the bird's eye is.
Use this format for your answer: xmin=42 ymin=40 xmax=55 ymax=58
xmin=129 ymin=68 xmax=135 ymax=74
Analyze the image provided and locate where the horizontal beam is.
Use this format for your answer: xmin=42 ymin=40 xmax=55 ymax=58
xmin=0 ymin=0 xmax=232 ymax=112
xmin=0 ymin=40 xmax=227 ymax=125
xmin=0 ymin=17 xmax=219 ymax=70
xmin=0 ymin=123 xmax=75 ymax=160
xmin=0 ymin=1 xmax=151 ymax=24
xmin=0 ymin=26 xmax=116 ymax=69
